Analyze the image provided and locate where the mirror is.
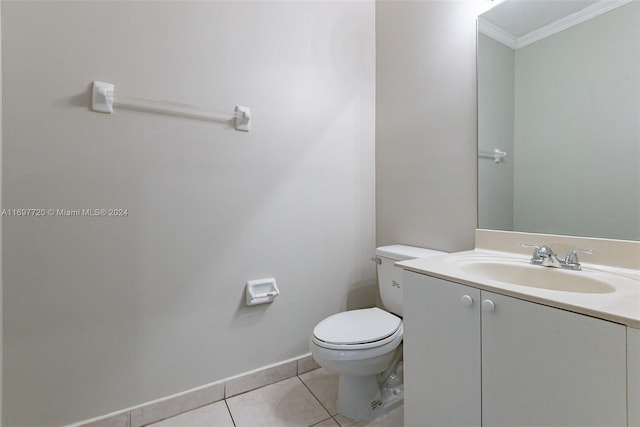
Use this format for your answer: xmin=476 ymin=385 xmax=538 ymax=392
xmin=477 ymin=0 xmax=639 ymax=241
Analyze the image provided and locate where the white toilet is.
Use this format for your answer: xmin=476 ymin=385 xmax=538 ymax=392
xmin=309 ymin=245 xmax=444 ymax=421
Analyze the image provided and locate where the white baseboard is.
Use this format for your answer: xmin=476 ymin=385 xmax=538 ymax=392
xmin=67 ymin=354 xmax=319 ymax=427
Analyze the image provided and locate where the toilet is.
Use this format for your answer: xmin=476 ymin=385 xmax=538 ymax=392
xmin=309 ymin=245 xmax=445 ymax=421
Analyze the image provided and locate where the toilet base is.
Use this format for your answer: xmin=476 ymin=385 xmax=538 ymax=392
xmin=336 ymin=363 xmax=404 ymax=421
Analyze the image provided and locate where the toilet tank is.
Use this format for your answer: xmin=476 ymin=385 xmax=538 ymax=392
xmin=375 ymin=245 xmax=445 ymax=316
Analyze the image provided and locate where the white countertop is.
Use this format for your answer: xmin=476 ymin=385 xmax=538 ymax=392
xmin=397 ymin=249 xmax=640 ymax=329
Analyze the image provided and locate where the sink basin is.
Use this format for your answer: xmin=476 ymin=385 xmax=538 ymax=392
xmin=455 ymin=260 xmax=615 ymax=294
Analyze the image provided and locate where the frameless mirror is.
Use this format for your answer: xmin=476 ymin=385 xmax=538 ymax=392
xmin=477 ymin=0 xmax=639 ymax=241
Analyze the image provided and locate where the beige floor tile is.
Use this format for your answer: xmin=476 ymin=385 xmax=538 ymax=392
xmin=226 ymin=377 xmax=331 ymax=427
xmin=299 ymin=368 xmax=339 ymax=416
xmin=226 ymin=360 xmax=298 ymax=398
xmin=148 ymin=401 xmax=234 ymax=427
xmin=334 ymin=405 xmax=403 ymax=427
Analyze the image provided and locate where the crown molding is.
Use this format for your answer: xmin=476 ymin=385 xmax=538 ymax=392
xmin=478 ymin=0 xmax=635 ymax=50
xmin=478 ymin=18 xmax=517 ymax=49
xmin=516 ymin=0 xmax=635 ymax=49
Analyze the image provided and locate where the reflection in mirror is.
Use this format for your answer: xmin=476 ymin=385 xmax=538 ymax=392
xmin=477 ymin=0 xmax=639 ymax=241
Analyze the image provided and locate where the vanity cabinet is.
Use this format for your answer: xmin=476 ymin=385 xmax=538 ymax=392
xmin=403 ymin=271 xmax=628 ymax=427
xmin=403 ymin=274 xmax=481 ymax=426
xmin=629 ymin=328 xmax=640 ymax=427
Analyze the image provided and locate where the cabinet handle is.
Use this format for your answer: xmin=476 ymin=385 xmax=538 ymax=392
xmin=460 ymin=294 xmax=474 ymax=307
xmin=482 ymin=299 xmax=496 ymax=312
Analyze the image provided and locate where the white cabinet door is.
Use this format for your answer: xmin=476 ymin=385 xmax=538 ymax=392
xmin=629 ymin=327 xmax=640 ymax=427
xmin=481 ymin=291 xmax=627 ymax=427
xmin=403 ymin=272 xmax=481 ymax=427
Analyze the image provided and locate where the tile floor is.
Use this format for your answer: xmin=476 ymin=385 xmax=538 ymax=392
xmin=148 ymin=368 xmax=403 ymax=427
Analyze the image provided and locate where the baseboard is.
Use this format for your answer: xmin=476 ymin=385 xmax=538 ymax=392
xmin=66 ymin=353 xmax=320 ymax=427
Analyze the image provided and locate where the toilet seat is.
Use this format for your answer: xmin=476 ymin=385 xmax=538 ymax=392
xmin=312 ymin=307 xmax=402 ymax=350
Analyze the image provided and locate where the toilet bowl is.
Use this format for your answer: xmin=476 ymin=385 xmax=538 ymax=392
xmin=309 ymin=245 xmax=445 ymax=421
xmin=310 ymin=307 xmax=404 ymax=420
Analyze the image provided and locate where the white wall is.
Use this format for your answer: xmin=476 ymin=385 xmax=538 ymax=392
xmin=477 ymin=33 xmax=515 ymax=232
xmin=513 ymin=1 xmax=640 ymax=240
xmin=375 ymin=0 xmax=485 ymax=252
xmin=2 ymin=2 xmax=375 ymax=425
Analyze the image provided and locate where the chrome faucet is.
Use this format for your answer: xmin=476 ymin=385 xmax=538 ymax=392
xmin=521 ymin=244 xmax=561 ymax=267
xmin=520 ymin=244 xmax=594 ymax=271
xmin=562 ymin=249 xmax=595 ymax=270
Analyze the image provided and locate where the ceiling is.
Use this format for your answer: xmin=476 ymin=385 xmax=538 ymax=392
xmin=478 ymin=0 xmax=632 ymax=48
xmin=480 ymin=0 xmax=599 ymax=37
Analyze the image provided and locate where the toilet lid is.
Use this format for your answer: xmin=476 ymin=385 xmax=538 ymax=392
xmin=313 ymin=307 xmax=402 ymax=345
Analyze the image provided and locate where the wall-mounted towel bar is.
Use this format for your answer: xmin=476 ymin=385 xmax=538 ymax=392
xmin=478 ymin=148 xmax=507 ymax=163
xmin=91 ymin=81 xmax=251 ymax=132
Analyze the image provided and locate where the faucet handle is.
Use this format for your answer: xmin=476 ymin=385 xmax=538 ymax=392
xmin=564 ymin=248 xmax=594 ymax=267
xmin=520 ymin=243 xmax=540 ymax=254
xmin=521 ymin=243 xmax=542 ymax=264
xmin=521 ymin=243 xmax=561 ymax=266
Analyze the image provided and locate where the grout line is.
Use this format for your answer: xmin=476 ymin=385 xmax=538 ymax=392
xmin=69 ymin=355 xmax=314 ymax=427
xmin=149 ymin=373 xmax=341 ymax=427
xmin=308 ymin=415 xmax=337 ymax=427
xmin=298 ymin=371 xmax=335 ymax=419
xmin=224 ymin=399 xmax=237 ymax=427
xmin=226 ymin=374 xmax=297 ymax=399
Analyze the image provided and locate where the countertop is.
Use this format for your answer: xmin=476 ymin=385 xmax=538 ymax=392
xmin=397 ymin=249 xmax=640 ymax=329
